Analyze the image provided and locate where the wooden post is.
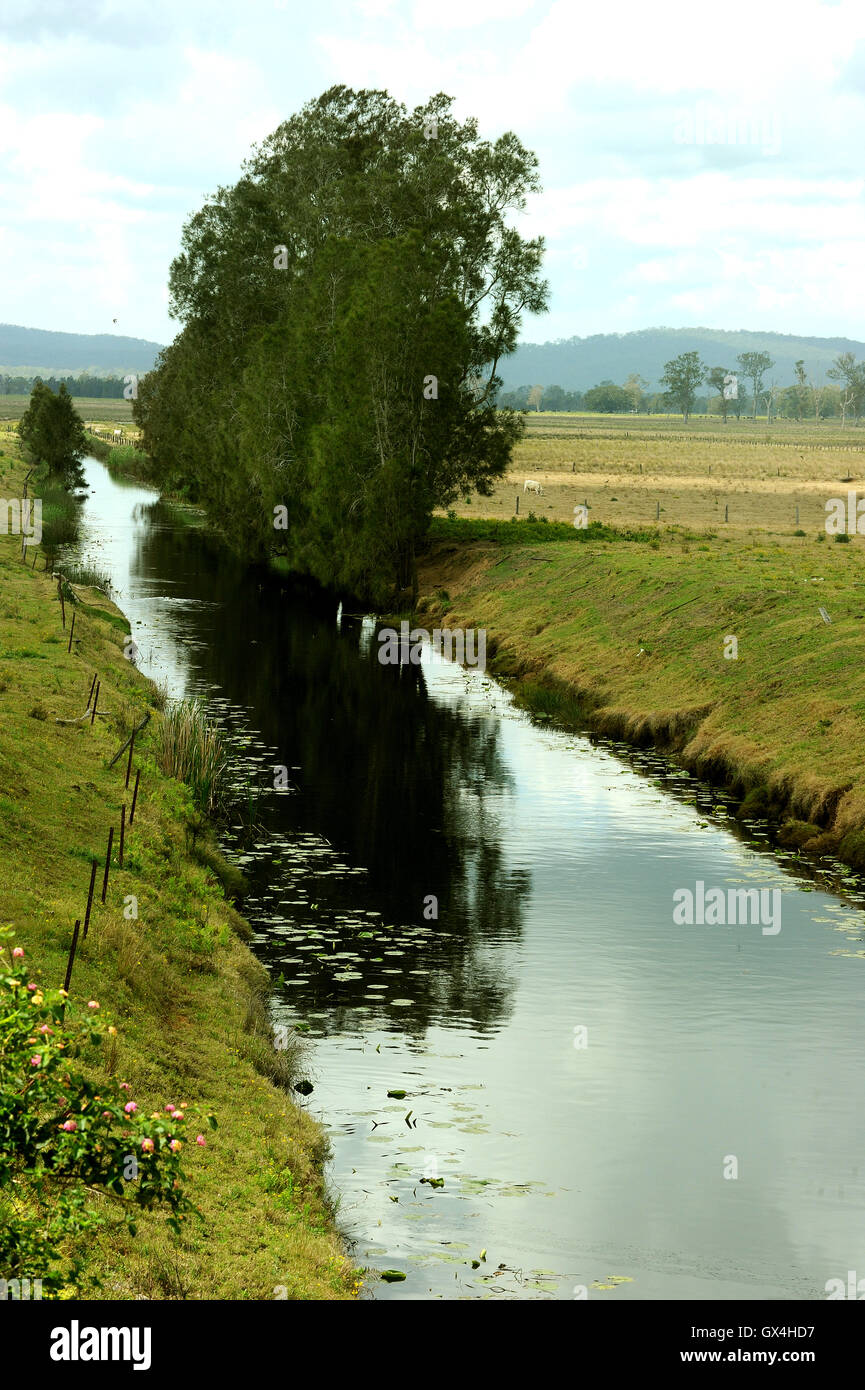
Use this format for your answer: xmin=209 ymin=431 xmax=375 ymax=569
xmin=119 ymin=804 xmax=126 ymax=868
xmin=515 ymin=495 xmax=519 ymax=515
xmin=90 ymin=681 xmax=100 ymax=725
xmin=67 ymin=611 xmax=76 ymax=655
xmin=63 ymin=919 xmax=81 ymax=997
xmin=725 ymin=505 xmax=729 ymax=522
xmin=656 ymin=501 xmax=660 ymax=520
xmin=125 ymin=729 xmax=135 ymax=789
xmin=83 ymin=861 xmax=97 ymax=939
xmin=58 ymin=578 xmax=65 ymax=630
xmin=87 ymin=672 xmax=97 ymax=710
xmin=130 ymin=768 xmax=140 ymax=825
xmin=101 ymin=827 xmax=114 ymax=904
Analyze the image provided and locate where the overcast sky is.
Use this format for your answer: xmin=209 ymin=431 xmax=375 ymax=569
xmin=2 ymin=0 xmax=864 ymax=348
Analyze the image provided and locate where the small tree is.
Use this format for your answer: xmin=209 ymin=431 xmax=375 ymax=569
xmin=827 ymin=352 xmax=865 ymax=427
xmin=660 ymin=352 xmax=706 ymax=422
xmin=706 ymin=366 xmax=734 ymax=423
xmin=623 ymin=373 xmax=648 ymax=413
xmin=736 ymin=351 xmax=774 ymax=420
xmin=18 ymin=381 xmax=88 ymax=488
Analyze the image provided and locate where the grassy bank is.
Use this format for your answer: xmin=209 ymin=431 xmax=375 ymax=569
xmin=0 ymin=449 xmax=355 ymax=1300
xmin=417 ymin=516 xmax=865 ymax=870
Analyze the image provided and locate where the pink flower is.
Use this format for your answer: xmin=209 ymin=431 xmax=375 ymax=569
xmin=170 ymin=1139 xmax=182 ymax=1152
xmin=124 ymin=1101 xmax=137 ymax=1115
xmin=140 ymin=1138 xmax=154 ymax=1153
xmin=30 ymin=1055 xmax=41 ymax=1067
xmin=195 ymin=1135 xmax=206 ymax=1147
xmin=87 ymin=1000 xmax=99 ymax=1010
xmin=103 ymin=1111 xmax=111 ymax=1118
xmin=61 ymin=1119 xmax=77 ymax=1132
xmin=39 ymin=1024 xmax=52 ymax=1035
xmin=165 ymin=1104 xmax=176 ymax=1113
xmin=27 ymin=982 xmax=37 ymax=991
xmin=12 ymin=947 xmax=24 ymax=959
xmin=172 ymin=1111 xmax=184 ymax=1122
xmin=119 ymin=1082 xmax=131 ymax=1092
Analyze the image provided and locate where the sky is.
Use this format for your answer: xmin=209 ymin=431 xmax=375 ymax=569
xmin=1 ymin=0 xmax=864 ymax=349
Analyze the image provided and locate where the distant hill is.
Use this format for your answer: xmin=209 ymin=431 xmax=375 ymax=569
xmin=4 ymin=321 xmax=862 ymax=393
xmin=498 ymin=327 xmax=865 ymax=393
xmin=0 ymin=323 xmax=164 ymax=375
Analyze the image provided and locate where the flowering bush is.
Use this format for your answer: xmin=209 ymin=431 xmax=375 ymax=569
xmin=0 ymin=929 xmax=217 ymax=1296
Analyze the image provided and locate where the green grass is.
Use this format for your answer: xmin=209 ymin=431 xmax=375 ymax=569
xmin=0 ymin=444 xmax=355 ymax=1301
xmin=419 ymin=518 xmax=865 ymax=865
xmin=428 ymin=515 xmax=658 ymax=545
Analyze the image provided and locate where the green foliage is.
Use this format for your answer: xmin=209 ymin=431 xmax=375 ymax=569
xmin=18 ymin=382 xmax=88 ymax=488
xmin=135 ymin=86 xmax=548 ymax=601
xmin=0 ymin=929 xmax=209 ymax=1295
xmin=661 ymin=351 xmax=706 ymax=422
xmin=582 ymin=381 xmax=631 ymax=413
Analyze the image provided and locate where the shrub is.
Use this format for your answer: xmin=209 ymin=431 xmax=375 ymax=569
xmin=0 ymin=929 xmax=214 ymax=1295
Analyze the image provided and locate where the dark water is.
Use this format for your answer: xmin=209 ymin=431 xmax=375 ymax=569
xmin=62 ymin=458 xmax=865 ymax=1300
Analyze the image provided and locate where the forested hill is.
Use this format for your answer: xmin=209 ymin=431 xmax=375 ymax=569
xmin=0 ymin=323 xmax=164 ymax=374
xmin=5 ymin=320 xmax=863 ymax=391
xmin=498 ymin=328 xmax=865 ymax=392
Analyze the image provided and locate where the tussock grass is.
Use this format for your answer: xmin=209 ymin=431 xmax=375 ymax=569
xmin=155 ymin=699 xmax=230 ymax=817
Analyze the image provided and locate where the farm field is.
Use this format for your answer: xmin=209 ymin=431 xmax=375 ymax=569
xmin=447 ymin=412 xmax=865 ymax=536
xmin=0 ymin=394 xmax=136 ymax=425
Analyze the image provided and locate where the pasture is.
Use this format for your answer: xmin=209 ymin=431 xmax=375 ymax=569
xmin=452 ymin=412 xmax=865 ymax=538
xmin=0 ymin=394 xmax=136 ymax=425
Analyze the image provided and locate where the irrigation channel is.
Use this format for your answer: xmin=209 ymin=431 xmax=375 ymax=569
xmin=60 ymin=456 xmax=865 ymax=1301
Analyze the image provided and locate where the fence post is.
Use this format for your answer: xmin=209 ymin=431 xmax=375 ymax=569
xmin=101 ymin=827 xmax=114 ymax=904
xmin=83 ymin=861 xmax=97 ymax=939
xmin=62 ymin=920 xmax=81 ymax=997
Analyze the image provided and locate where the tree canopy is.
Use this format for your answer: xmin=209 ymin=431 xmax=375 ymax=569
xmin=17 ymin=380 xmax=88 ymax=488
xmin=135 ymin=86 xmax=548 ymax=602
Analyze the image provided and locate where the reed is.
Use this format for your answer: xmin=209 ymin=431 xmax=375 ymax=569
xmin=155 ymin=698 xmax=230 ymax=817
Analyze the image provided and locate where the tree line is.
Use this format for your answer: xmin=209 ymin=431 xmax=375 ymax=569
xmin=133 ymin=86 xmax=547 ymax=604
xmin=0 ymin=373 xmax=135 ymax=398
xmin=503 ymin=351 xmax=865 ymax=423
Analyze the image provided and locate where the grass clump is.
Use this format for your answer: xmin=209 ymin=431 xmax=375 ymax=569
xmin=155 ymin=699 xmax=230 ymax=817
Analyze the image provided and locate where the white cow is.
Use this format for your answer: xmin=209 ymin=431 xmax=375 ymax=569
xmin=523 ymin=479 xmax=543 ymax=494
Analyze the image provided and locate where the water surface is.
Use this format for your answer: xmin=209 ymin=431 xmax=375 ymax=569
xmin=62 ymin=457 xmax=865 ymax=1300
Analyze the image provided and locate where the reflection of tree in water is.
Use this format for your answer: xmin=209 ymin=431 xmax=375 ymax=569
xmin=131 ymin=511 xmax=530 ymax=1033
